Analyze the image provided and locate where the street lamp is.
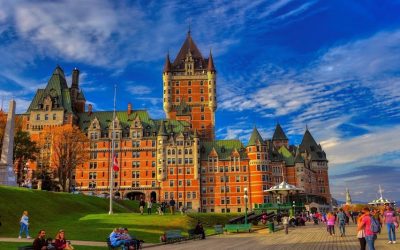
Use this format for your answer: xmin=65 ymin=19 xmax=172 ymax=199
xmin=244 ymin=187 xmax=248 ymax=225
xmin=291 ymin=200 xmax=296 ymax=217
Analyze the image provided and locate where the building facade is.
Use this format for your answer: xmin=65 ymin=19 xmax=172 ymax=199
xmin=21 ymin=32 xmax=331 ymax=212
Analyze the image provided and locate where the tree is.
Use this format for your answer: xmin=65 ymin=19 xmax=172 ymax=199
xmin=13 ymin=130 xmax=39 ymax=184
xmin=39 ymin=125 xmax=89 ymax=192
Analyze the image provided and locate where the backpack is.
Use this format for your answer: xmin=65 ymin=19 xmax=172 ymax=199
xmin=369 ymin=215 xmax=380 ymax=234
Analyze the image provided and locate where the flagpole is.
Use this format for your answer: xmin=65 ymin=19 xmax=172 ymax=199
xmin=109 ymin=84 xmax=117 ymax=215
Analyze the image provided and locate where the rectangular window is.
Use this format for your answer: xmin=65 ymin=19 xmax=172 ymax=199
xmin=169 ymin=180 xmax=174 ymax=187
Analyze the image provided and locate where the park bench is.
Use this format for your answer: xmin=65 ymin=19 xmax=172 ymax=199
xmin=165 ymin=229 xmax=185 ymax=243
xmin=187 ymin=229 xmax=203 ymax=240
xmin=106 ymin=237 xmax=143 ymax=250
xmin=214 ymin=225 xmax=224 ymax=234
xmin=223 ymin=224 xmax=252 ymax=233
xmin=17 ymin=246 xmax=34 ymax=250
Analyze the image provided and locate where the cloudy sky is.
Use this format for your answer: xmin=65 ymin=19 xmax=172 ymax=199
xmin=0 ymin=0 xmax=399 ymax=203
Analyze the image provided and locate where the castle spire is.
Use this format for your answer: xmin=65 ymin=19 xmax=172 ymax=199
xmin=207 ymin=49 xmax=216 ymax=72
xmin=163 ymin=53 xmax=171 ymax=73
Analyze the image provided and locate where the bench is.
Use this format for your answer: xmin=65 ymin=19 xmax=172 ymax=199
xmin=214 ymin=225 xmax=224 ymax=234
xmin=223 ymin=224 xmax=252 ymax=233
xmin=188 ymin=229 xmax=203 ymax=240
xmin=17 ymin=246 xmax=34 ymax=250
xmin=165 ymin=230 xmax=185 ymax=243
xmin=107 ymin=237 xmax=143 ymax=250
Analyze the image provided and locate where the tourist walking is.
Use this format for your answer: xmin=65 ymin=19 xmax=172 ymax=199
xmin=357 ymin=213 xmax=366 ymax=250
xmin=358 ymin=207 xmax=377 ymax=250
xmin=383 ymin=205 xmax=397 ymax=244
xmin=19 ymin=210 xmax=31 ymax=239
xmin=282 ymin=214 xmax=289 ymax=235
xmin=326 ymin=212 xmax=335 ymax=236
xmin=169 ymin=198 xmax=176 ymax=215
xmin=337 ymin=208 xmax=346 ymax=237
xmin=147 ymin=199 xmax=152 ymax=215
xmin=139 ymin=198 xmax=145 ymax=215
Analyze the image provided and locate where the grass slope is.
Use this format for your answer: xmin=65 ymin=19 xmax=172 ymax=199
xmin=0 ymin=186 xmax=227 ymax=243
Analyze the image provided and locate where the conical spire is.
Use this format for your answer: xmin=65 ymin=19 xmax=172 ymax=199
xmin=207 ymin=49 xmax=216 ymax=72
xmin=158 ymin=120 xmax=168 ymax=136
xmin=248 ymin=127 xmax=266 ymax=146
xmin=173 ymin=32 xmax=204 ymax=66
xmin=163 ymin=53 xmax=171 ymax=73
xmin=272 ymin=123 xmax=288 ymax=141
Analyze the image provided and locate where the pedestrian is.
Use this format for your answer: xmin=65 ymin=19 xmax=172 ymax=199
xmin=326 ymin=212 xmax=335 ymax=236
xmin=337 ymin=208 xmax=346 ymax=237
xmin=19 ymin=210 xmax=31 ymax=239
xmin=147 ymin=199 xmax=152 ymax=215
xmin=357 ymin=213 xmax=366 ymax=250
xmin=194 ymin=221 xmax=206 ymax=239
xmin=358 ymin=207 xmax=377 ymax=250
xmin=282 ymin=214 xmax=289 ymax=234
xmin=169 ymin=198 xmax=176 ymax=215
xmin=139 ymin=198 xmax=145 ymax=215
xmin=383 ymin=205 xmax=397 ymax=244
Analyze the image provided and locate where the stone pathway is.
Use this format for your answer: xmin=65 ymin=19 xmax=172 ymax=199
xmin=1 ymin=223 xmax=398 ymax=249
xmin=155 ymin=223 xmax=399 ymax=250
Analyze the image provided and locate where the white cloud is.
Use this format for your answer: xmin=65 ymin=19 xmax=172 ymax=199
xmin=322 ymin=125 xmax=400 ymax=166
xmin=126 ymin=85 xmax=153 ymax=95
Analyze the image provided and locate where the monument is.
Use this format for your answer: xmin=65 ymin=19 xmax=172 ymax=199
xmin=345 ymin=188 xmax=352 ymax=205
xmin=0 ymin=99 xmax=17 ymax=186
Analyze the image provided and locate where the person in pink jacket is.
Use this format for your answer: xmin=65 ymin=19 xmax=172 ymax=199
xmin=326 ymin=212 xmax=336 ymax=236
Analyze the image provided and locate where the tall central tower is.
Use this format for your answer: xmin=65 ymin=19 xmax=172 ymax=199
xmin=163 ymin=31 xmax=216 ymax=140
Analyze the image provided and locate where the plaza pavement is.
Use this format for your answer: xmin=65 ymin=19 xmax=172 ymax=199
xmin=1 ymin=222 xmax=398 ymax=249
xmin=154 ymin=223 xmax=399 ymax=250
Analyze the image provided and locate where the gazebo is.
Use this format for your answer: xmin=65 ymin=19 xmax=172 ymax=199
xmin=368 ymin=185 xmax=395 ymax=206
xmin=264 ymin=181 xmax=304 ymax=216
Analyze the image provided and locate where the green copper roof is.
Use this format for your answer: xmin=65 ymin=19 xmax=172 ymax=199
xmin=272 ymin=123 xmax=288 ymax=141
xmin=77 ymin=110 xmax=190 ymax=138
xmin=27 ymin=66 xmax=72 ymax=113
xmin=200 ymin=140 xmax=247 ymax=160
xmin=278 ymin=146 xmax=295 ymax=166
xmin=248 ymin=127 xmax=266 ymax=146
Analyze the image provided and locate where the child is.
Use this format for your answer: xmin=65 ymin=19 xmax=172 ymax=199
xmin=18 ymin=211 xmax=31 ymax=239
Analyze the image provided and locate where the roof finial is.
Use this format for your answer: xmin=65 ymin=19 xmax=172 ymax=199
xmin=306 ymin=124 xmax=309 ymax=131
xmin=188 ymin=18 xmax=192 ymax=36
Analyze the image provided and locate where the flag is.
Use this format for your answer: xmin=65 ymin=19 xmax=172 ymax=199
xmin=113 ymin=155 xmax=119 ymax=172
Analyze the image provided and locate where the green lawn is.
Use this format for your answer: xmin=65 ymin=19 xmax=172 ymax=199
xmin=0 ymin=186 xmax=235 ymax=243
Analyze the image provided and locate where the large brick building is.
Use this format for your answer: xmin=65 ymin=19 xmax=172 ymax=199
xmin=21 ymin=32 xmax=331 ymax=212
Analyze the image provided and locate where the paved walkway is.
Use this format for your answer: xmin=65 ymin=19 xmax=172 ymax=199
xmin=155 ymin=223 xmax=398 ymax=250
xmin=1 ymin=223 xmax=398 ymax=249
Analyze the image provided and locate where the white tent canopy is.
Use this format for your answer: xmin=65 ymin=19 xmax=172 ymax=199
xmin=264 ymin=181 xmax=304 ymax=196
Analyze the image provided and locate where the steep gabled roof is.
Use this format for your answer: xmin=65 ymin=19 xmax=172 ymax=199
xmin=173 ymin=32 xmax=204 ymax=65
xmin=200 ymin=140 xmax=247 ymax=160
xmin=272 ymin=123 xmax=288 ymax=141
xmin=299 ymin=128 xmax=327 ymax=161
xmin=27 ymin=66 xmax=72 ymax=113
xmin=77 ymin=90 xmax=86 ymax=100
xmin=248 ymin=127 xmax=266 ymax=146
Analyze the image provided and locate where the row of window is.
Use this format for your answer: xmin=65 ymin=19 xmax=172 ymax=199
xmin=169 ymin=180 xmax=192 ymax=187
xmin=202 ymin=165 xmax=247 ymax=173
xmin=35 ymin=113 xmax=57 ymax=121
xmin=164 ymin=191 xmax=197 ymax=200
xmin=166 ymin=158 xmax=194 ymax=165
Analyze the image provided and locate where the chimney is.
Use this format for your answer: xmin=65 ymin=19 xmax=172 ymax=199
xmin=127 ymin=103 xmax=132 ymax=115
xmin=72 ymin=67 xmax=80 ymax=88
xmin=88 ymin=104 xmax=93 ymax=115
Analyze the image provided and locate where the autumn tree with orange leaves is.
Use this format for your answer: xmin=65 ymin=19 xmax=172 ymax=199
xmin=39 ymin=125 xmax=88 ymax=192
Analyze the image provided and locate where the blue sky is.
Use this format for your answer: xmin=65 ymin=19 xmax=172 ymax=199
xmin=0 ymin=0 xmax=399 ymax=203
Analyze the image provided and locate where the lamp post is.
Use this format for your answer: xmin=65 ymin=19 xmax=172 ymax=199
xmin=292 ymin=200 xmax=296 ymax=217
xmin=244 ymin=187 xmax=248 ymax=225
